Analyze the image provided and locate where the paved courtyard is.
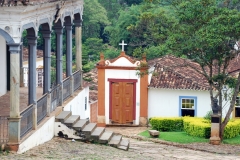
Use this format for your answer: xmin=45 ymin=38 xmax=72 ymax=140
xmin=0 ymin=127 xmax=240 ymax=160
xmin=0 ymin=136 xmax=239 ymax=160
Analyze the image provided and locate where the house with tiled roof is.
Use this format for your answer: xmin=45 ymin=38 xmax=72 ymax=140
xmin=148 ymin=55 xmax=240 ymax=118
xmin=148 ymin=55 xmax=215 ymax=118
xmin=96 ymin=51 xmax=240 ymax=127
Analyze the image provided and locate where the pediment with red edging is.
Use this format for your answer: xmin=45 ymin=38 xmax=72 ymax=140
xmin=97 ymin=51 xmax=140 ymax=67
xmin=106 ymin=51 xmax=140 ymax=67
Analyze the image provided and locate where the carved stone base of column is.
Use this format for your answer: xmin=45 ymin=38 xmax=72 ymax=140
xmin=8 ymin=117 xmax=21 ymax=144
xmin=209 ymin=136 xmax=221 ymax=145
xmin=209 ymin=114 xmax=221 ymax=145
xmin=6 ymin=143 xmax=19 ymax=152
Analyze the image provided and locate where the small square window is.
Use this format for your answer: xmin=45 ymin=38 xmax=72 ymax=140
xmin=180 ymin=97 xmax=197 ymax=117
xmin=235 ymin=108 xmax=240 ymax=117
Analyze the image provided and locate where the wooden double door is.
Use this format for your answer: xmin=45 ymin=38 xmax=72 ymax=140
xmin=111 ymin=82 xmax=134 ymax=124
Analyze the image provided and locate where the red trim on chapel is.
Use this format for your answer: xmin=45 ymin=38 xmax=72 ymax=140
xmin=108 ymin=78 xmax=137 ymax=120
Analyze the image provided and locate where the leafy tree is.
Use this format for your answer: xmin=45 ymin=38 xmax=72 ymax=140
xmin=105 ymin=5 xmax=142 ymax=54
xmin=127 ymin=5 xmax=176 ymax=58
xmin=103 ymin=48 xmax=121 ymax=59
xmin=218 ymin=0 xmax=240 ymax=10
xmin=82 ymin=0 xmax=110 ymax=42
xmin=153 ymin=0 xmax=240 ymax=140
xmin=98 ymin=0 xmax=123 ymax=20
xmin=82 ymin=38 xmax=107 ymax=62
xmin=119 ymin=0 xmax=144 ymax=5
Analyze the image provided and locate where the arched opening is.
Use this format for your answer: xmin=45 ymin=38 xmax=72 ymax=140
xmin=0 ymin=28 xmax=14 ymax=95
xmin=0 ymin=35 xmax=7 ymax=96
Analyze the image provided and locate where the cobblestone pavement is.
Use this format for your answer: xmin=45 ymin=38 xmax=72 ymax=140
xmin=1 ymin=127 xmax=240 ymax=160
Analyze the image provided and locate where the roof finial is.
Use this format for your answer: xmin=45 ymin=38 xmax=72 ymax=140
xmin=119 ymin=40 xmax=127 ymax=51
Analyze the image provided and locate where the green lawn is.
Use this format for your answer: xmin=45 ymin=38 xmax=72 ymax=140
xmin=139 ymin=130 xmax=240 ymax=144
xmin=223 ymin=135 xmax=240 ymax=144
xmin=139 ymin=130 xmax=209 ymax=144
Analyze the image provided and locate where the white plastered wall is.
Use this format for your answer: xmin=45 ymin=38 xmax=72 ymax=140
xmin=0 ymin=35 xmax=7 ymax=96
xmin=23 ymin=57 xmax=43 ymax=68
xmin=64 ymin=87 xmax=90 ymax=120
xmin=105 ymin=69 xmax=141 ymax=125
xmin=148 ymin=88 xmax=230 ymax=118
xmin=18 ymin=116 xmax=55 ymax=154
xmin=23 ymin=58 xmax=43 ymax=87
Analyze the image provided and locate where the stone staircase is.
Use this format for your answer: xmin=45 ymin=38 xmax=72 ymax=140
xmin=54 ymin=111 xmax=130 ymax=151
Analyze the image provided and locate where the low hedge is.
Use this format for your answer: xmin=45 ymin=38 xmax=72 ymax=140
xmin=150 ymin=117 xmax=240 ymax=139
xmin=150 ymin=117 xmax=183 ymax=131
xmin=183 ymin=117 xmax=210 ymax=138
xmin=224 ymin=119 xmax=240 ymax=139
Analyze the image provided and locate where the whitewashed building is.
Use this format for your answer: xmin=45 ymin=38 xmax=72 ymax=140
xmin=0 ymin=0 xmax=89 ymax=153
xmin=148 ymin=55 xmax=230 ymax=118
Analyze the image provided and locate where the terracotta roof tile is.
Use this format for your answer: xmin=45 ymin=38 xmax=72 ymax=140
xmin=149 ymin=55 xmax=210 ymax=90
xmin=228 ymin=56 xmax=240 ymax=75
xmin=149 ymin=55 xmax=240 ymax=90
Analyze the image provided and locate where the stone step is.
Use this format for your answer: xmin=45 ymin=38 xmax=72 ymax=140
xmin=99 ymin=131 xmax=114 ymax=144
xmin=64 ymin=115 xmax=80 ymax=127
xmin=82 ymin=123 xmax=97 ymax=138
xmin=108 ymin=134 xmax=122 ymax=148
xmin=117 ymin=139 xmax=130 ymax=151
xmin=91 ymin=127 xmax=105 ymax=141
xmin=73 ymin=119 xmax=89 ymax=131
xmin=55 ymin=111 xmax=72 ymax=123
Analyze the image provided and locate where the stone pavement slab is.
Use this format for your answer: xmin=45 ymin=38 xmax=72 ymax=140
xmin=1 ymin=137 xmax=239 ymax=160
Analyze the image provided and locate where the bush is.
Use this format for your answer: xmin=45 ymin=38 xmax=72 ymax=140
xmin=203 ymin=110 xmax=213 ymax=122
xmin=224 ymin=119 xmax=240 ymax=139
xmin=183 ymin=117 xmax=211 ymax=138
xmin=150 ymin=117 xmax=183 ymax=131
xmin=82 ymin=61 xmax=95 ymax=73
xmin=149 ymin=117 xmax=240 ymax=139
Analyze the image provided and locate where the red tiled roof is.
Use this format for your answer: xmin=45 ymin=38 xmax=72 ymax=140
xmin=228 ymin=56 xmax=240 ymax=75
xmin=149 ymin=55 xmax=210 ymax=90
xmin=149 ymin=55 xmax=240 ymax=90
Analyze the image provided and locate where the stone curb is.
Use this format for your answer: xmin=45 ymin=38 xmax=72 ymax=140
xmin=122 ymin=134 xmax=234 ymax=155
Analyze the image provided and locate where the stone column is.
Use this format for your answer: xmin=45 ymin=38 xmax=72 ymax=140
xmin=32 ymin=102 xmax=37 ymax=130
xmin=47 ymin=93 xmax=51 ymax=116
xmin=75 ymin=21 xmax=82 ymax=71
xmin=41 ymin=31 xmax=51 ymax=94
xmin=27 ymin=37 xmax=37 ymax=105
xmin=209 ymin=114 xmax=221 ymax=145
xmin=7 ymin=43 xmax=21 ymax=151
xmin=54 ymin=26 xmax=63 ymax=85
xmin=54 ymin=26 xmax=63 ymax=105
xmin=19 ymin=41 xmax=24 ymax=87
xmin=74 ymin=20 xmax=83 ymax=87
xmin=65 ymin=23 xmax=72 ymax=77
xmin=65 ymin=22 xmax=74 ymax=96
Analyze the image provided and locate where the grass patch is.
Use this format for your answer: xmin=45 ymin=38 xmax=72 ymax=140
xmin=223 ymin=135 xmax=240 ymax=144
xmin=139 ymin=130 xmax=209 ymax=144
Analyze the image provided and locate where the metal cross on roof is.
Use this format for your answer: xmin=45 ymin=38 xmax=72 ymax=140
xmin=119 ymin=40 xmax=127 ymax=51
